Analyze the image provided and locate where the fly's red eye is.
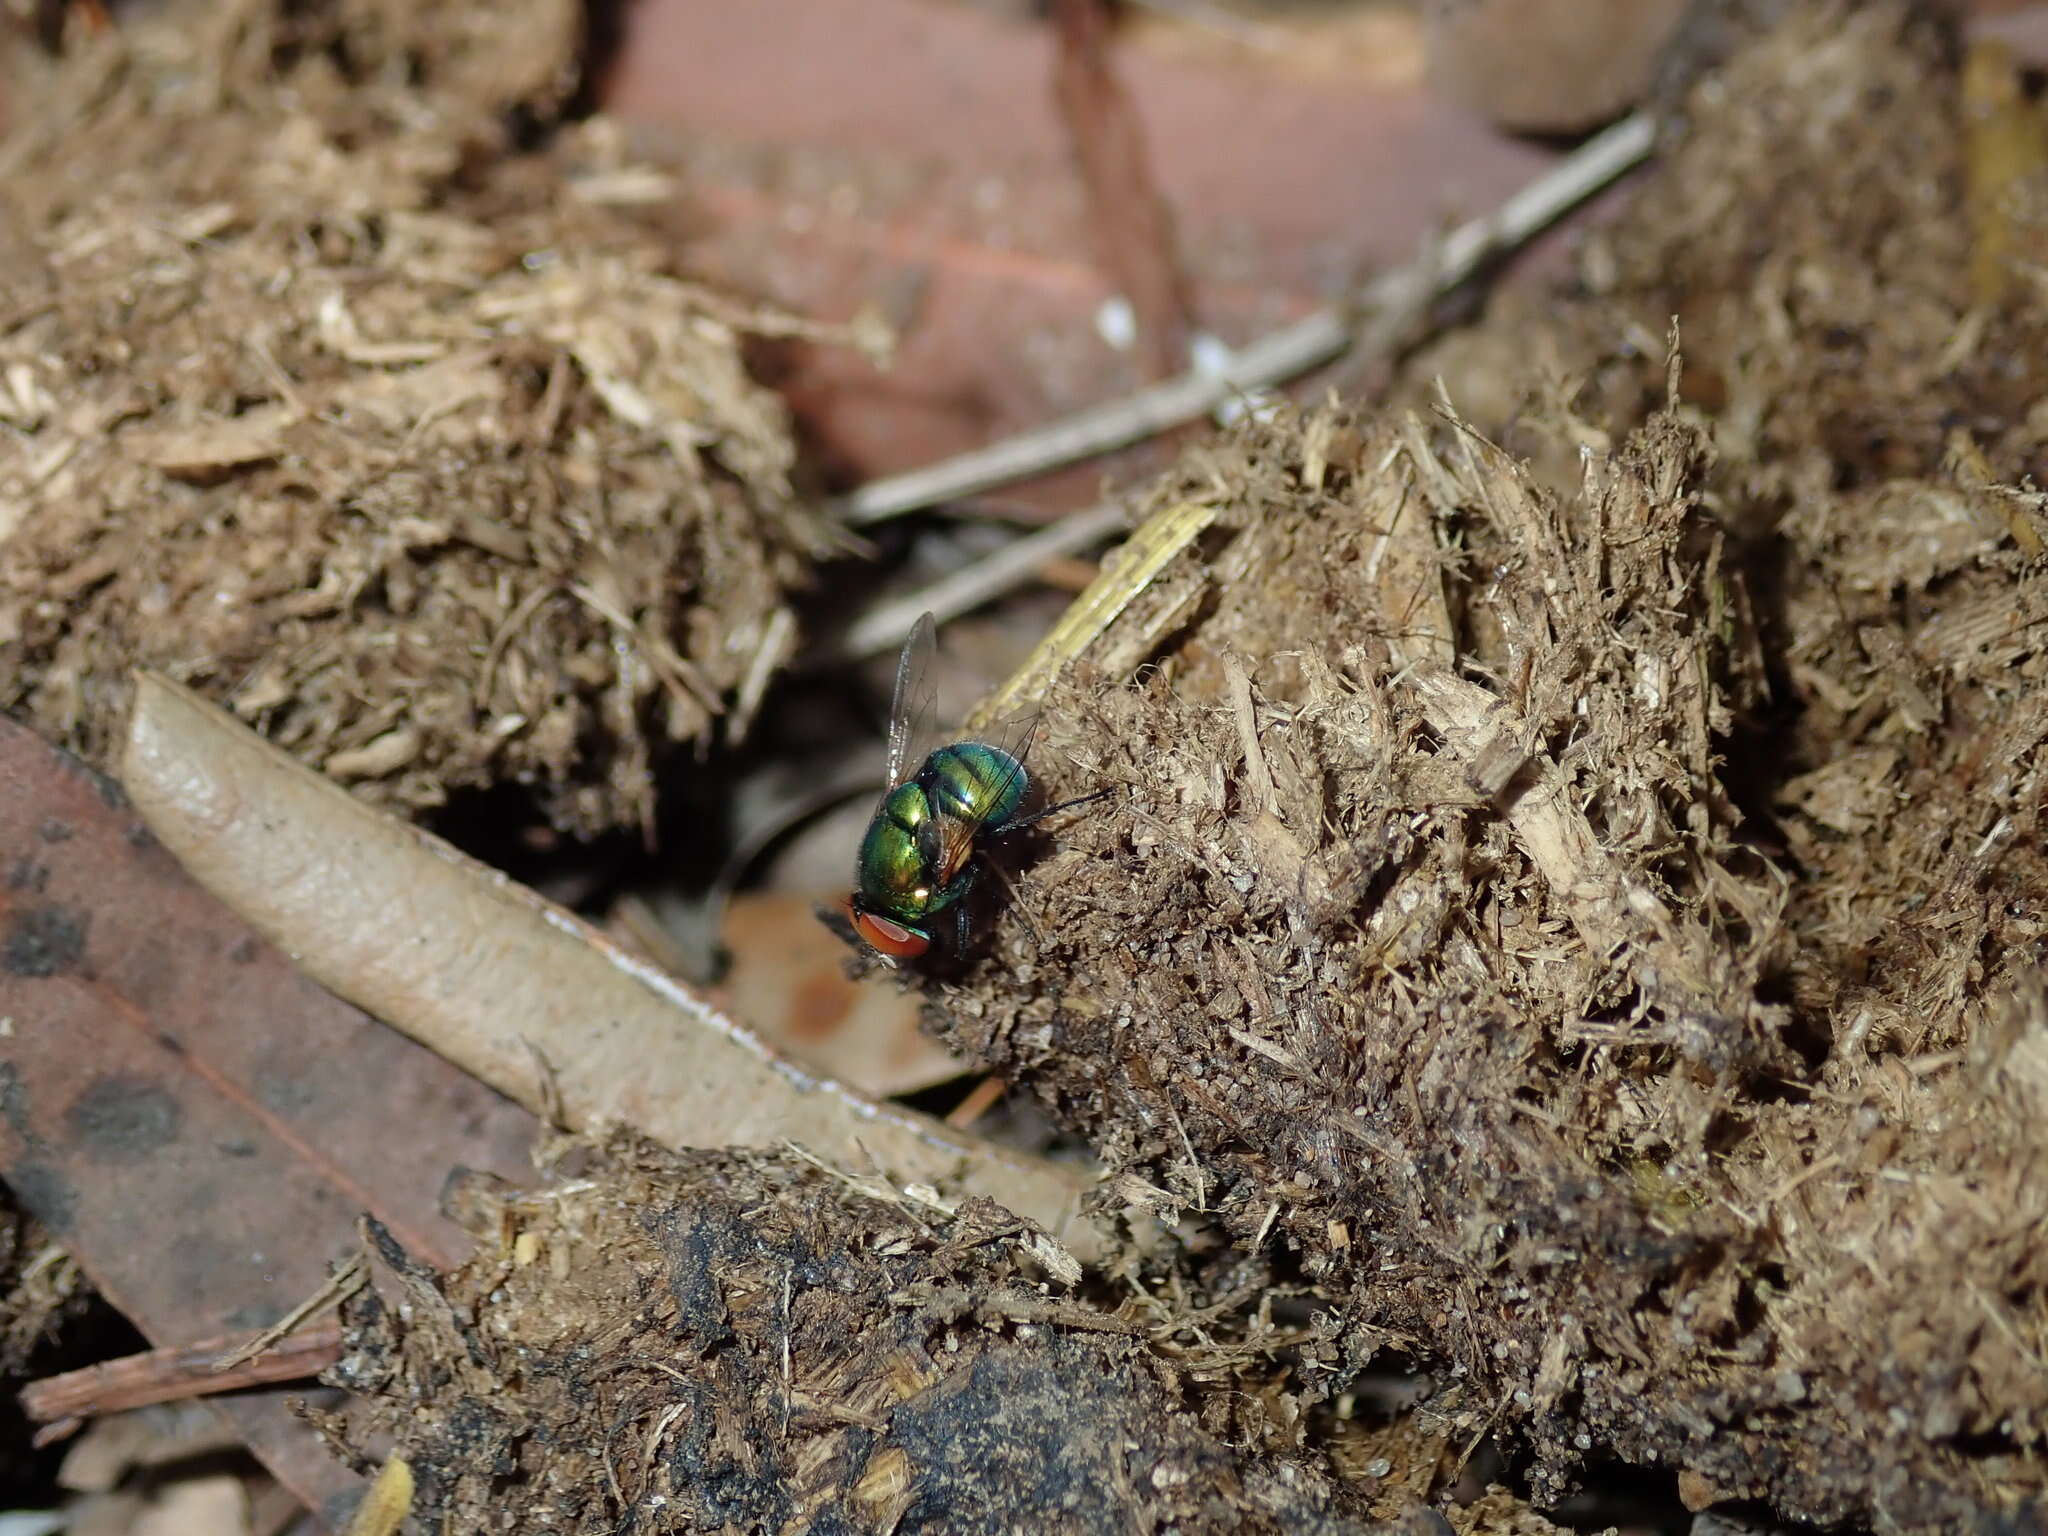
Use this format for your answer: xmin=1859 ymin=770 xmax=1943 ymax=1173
xmin=850 ymin=906 xmax=930 ymax=959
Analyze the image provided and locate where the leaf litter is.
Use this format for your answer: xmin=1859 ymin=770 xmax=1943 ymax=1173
xmin=11 ymin=0 xmax=2048 ymax=1531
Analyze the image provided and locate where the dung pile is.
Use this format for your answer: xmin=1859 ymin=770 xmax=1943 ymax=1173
xmin=919 ymin=3 xmax=2048 ymax=1527
xmin=320 ymin=1138 xmax=1388 ymax=1535
xmin=0 ymin=0 xmax=843 ymax=832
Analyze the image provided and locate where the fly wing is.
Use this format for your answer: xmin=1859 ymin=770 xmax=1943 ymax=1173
xmin=931 ymin=812 xmax=982 ymax=885
xmin=930 ymin=715 xmax=1041 ymax=883
xmin=970 ymin=707 xmax=1041 ymax=794
xmin=967 ymin=708 xmax=1043 ymax=818
xmin=883 ymin=612 xmax=940 ymax=789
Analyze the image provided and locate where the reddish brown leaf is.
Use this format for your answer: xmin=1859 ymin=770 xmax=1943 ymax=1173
xmin=0 ymin=713 xmax=537 ymax=1524
xmin=1051 ymin=0 xmax=1192 ymax=382
xmin=607 ymin=0 xmax=1563 ymax=510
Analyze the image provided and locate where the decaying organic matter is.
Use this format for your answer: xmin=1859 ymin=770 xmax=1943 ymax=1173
xmin=919 ymin=4 xmax=2048 ymax=1528
xmin=0 ymin=1193 xmax=85 ymax=1487
xmin=0 ymin=1198 xmax=79 ymax=1381
xmin=0 ymin=0 xmax=841 ymax=833
xmin=17 ymin=0 xmax=2048 ymax=1529
xmin=322 ymin=1137 xmax=1398 ymax=1535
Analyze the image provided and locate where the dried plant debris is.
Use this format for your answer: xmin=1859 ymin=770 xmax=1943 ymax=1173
xmin=0 ymin=1195 xmax=83 ymax=1379
xmin=914 ymin=9 xmax=2048 ymax=1526
xmin=0 ymin=1189 xmax=88 ymax=1487
xmin=0 ymin=0 xmax=839 ymax=833
xmin=319 ymin=1137 xmax=1413 ymax=1535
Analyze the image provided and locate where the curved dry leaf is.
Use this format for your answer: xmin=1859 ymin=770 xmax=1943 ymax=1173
xmin=121 ymin=671 xmax=1099 ymax=1257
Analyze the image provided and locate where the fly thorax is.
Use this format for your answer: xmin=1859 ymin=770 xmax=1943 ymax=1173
xmin=882 ymin=780 xmax=931 ymax=828
xmin=856 ymin=781 xmax=939 ymax=912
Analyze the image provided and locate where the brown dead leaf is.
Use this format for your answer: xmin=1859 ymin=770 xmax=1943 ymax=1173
xmin=715 ymin=891 xmax=964 ymax=1099
xmin=0 ymin=709 xmax=538 ymax=1516
xmin=121 ymin=671 xmax=1102 ymax=1258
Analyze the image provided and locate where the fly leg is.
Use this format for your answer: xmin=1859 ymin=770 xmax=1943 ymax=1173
xmin=988 ymin=785 xmax=1116 ymax=839
xmin=978 ymin=855 xmax=1049 ymax=953
xmin=926 ymin=865 xmax=978 ymax=954
xmin=978 ymin=786 xmax=1113 ymax=952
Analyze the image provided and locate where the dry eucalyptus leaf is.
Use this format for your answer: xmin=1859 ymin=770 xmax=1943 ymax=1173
xmin=121 ymin=671 xmax=1100 ymax=1259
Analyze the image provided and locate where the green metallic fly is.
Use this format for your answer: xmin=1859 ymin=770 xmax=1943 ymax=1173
xmin=845 ymin=613 xmax=1107 ymax=961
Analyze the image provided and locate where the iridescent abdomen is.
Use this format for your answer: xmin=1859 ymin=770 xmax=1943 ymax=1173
xmin=920 ymin=742 xmax=1028 ymax=827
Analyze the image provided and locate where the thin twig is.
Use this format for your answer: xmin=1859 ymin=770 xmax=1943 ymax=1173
xmin=945 ymin=1075 xmax=1008 ymax=1130
xmin=1053 ymin=0 xmax=1191 ymax=380
xmin=841 ymin=501 xmax=1128 ymax=660
xmin=839 ymin=111 xmax=1656 ymax=525
xmin=975 ymin=496 xmax=1218 ymax=726
xmin=211 ymin=1252 xmax=365 ymax=1371
xmin=20 ymin=1323 xmax=345 ymax=1426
